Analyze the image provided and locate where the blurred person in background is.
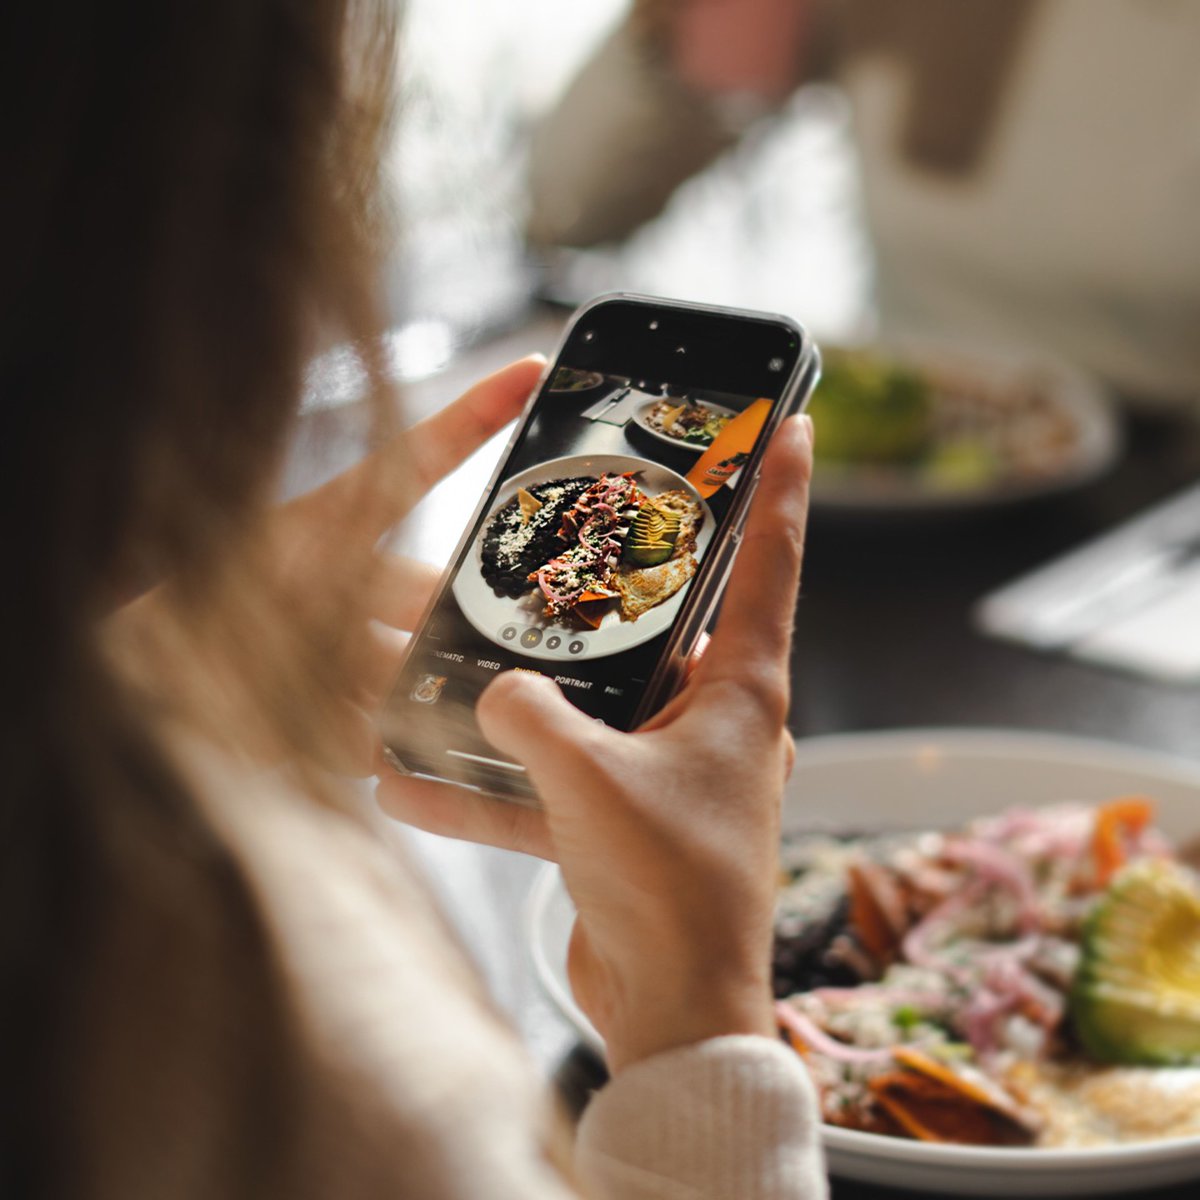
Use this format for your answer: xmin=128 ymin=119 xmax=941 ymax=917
xmin=1 ymin=3 xmax=824 ymax=1198
xmin=528 ymin=0 xmax=1200 ymax=408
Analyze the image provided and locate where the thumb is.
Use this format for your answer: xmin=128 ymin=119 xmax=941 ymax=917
xmin=476 ymin=671 xmax=605 ymax=807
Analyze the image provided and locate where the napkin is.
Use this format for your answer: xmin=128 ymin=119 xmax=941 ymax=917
xmin=581 ymin=387 xmax=658 ymax=426
xmin=974 ymin=481 xmax=1200 ymax=683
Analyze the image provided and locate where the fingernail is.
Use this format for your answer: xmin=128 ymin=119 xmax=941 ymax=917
xmin=799 ymin=413 xmax=814 ymax=446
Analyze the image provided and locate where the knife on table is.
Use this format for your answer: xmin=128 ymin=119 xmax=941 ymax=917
xmin=581 ymin=386 xmax=630 ymax=422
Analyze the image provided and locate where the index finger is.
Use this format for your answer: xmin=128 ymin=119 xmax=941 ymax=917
xmin=690 ymin=415 xmax=813 ymax=718
xmin=311 ymin=355 xmax=546 ymax=540
xmin=388 ymin=355 xmax=546 ymax=513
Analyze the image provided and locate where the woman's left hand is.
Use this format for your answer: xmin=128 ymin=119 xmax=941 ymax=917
xmin=273 ymin=355 xmax=547 ymax=773
xmin=111 ymin=356 xmax=545 ymax=776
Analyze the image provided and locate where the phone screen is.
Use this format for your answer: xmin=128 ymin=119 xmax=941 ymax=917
xmin=382 ymin=298 xmax=811 ymax=797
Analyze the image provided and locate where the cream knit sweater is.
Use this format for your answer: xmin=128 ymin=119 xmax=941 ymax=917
xmin=72 ymin=744 xmax=827 ymax=1199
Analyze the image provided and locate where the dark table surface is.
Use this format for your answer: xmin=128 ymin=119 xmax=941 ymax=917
xmin=297 ymin=311 xmax=1200 ymax=1200
xmin=791 ymin=412 xmax=1200 ymax=754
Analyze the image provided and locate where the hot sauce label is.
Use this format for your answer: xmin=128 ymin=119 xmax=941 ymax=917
xmin=686 ymin=398 xmax=772 ymax=498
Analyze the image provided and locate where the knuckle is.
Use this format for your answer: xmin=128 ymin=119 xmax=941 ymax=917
xmin=531 ymin=715 xmax=621 ymax=795
xmin=773 ymin=511 xmax=808 ymax=575
xmin=710 ymin=670 xmax=789 ymax=728
xmin=742 ymin=514 xmax=806 ymax=582
xmin=495 ymin=800 xmax=543 ymax=858
xmin=573 ymin=730 xmax=626 ymax=790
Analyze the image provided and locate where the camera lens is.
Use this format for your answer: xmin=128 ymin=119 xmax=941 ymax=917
xmin=649 ymin=320 xmax=659 ymax=331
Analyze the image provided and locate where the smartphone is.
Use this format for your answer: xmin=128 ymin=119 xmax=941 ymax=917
xmin=381 ymin=294 xmax=820 ymax=803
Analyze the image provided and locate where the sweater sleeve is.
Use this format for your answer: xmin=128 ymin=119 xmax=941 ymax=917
xmin=574 ymin=1036 xmax=828 ymax=1200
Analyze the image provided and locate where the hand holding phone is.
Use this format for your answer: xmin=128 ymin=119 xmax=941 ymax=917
xmin=380 ymin=294 xmax=820 ymax=803
xmin=378 ymin=412 xmax=815 ymax=1070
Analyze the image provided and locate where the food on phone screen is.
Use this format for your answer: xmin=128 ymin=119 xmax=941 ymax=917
xmin=644 ymin=397 xmax=732 ymax=447
xmin=615 ymin=555 xmax=698 ymax=619
xmin=549 ymin=366 xmax=606 ymax=393
xmin=773 ymin=799 xmax=1200 ymax=1148
xmin=624 ymin=503 xmax=681 ymax=567
xmin=533 ymin=474 xmax=644 ymax=626
xmin=480 ymin=476 xmax=592 ymax=598
xmin=409 ymin=674 xmax=448 ymax=704
xmin=479 ymin=469 xmax=705 ymax=628
xmin=516 ymin=487 xmax=543 ymax=525
xmin=648 ymin=489 xmax=703 ymax=548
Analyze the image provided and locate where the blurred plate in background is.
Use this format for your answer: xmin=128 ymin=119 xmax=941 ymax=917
xmin=807 ymin=342 xmax=1121 ymax=515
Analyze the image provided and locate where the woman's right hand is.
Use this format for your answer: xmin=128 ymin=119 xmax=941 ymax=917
xmin=378 ymin=414 xmax=813 ymax=1072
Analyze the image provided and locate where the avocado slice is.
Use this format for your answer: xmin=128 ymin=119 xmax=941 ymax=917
xmin=1071 ymin=860 xmax=1200 ymax=1065
xmin=624 ymin=504 xmax=681 ymax=567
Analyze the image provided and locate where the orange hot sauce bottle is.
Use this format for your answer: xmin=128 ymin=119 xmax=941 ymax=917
xmin=686 ymin=398 xmax=773 ymax=499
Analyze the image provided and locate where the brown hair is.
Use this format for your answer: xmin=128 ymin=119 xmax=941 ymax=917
xmin=0 ymin=3 xmax=400 ymax=1193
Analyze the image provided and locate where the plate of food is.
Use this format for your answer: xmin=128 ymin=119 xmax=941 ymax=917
xmin=807 ymin=343 xmax=1121 ymax=514
xmin=527 ymin=729 xmax=1200 ymax=1195
xmin=452 ymin=454 xmax=713 ymax=661
xmin=631 ymin=396 xmax=738 ymax=452
xmin=548 ymin=366 xmax=607 ymax=394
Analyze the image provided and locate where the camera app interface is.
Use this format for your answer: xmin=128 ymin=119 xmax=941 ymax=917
xmin=385 ymin=347 xmax=785 ymax=780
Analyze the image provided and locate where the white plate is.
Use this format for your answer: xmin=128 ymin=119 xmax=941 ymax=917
xmin=452 ymin=453 xmax=713 ymax=662
xmin=809 ymin=342 xmax=1121 ymax=515
xmin=630 ymin=398 xmax=738 ymax=453
xmin=548 ymin=368 xmax=607 ymax=395
xmin=526 ymin=728 xmax=1200 ymax=1195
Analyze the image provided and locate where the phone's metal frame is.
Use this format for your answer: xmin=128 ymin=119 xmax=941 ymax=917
xmin=382 ymin=292 xmax=821 ymax=802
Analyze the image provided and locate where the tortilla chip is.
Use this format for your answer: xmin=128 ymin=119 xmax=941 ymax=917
xmin=517 ymin=487 xmax=543 ymax=525
xmin=869 ymin=1072 xmax=1034 ymax=1146
xmin=573 ymin=591 xmax=615 ymax=629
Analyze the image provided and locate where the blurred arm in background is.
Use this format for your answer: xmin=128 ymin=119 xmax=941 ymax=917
xmin=527 ymin=0 xmax=1200 ymax=408
xmin=526 ymin=0 xmax=818 ymax=248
